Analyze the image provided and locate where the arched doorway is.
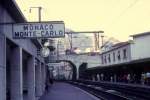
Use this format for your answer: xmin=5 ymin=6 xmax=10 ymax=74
xmin=65 ymin=60 xmax=77 ymax=80
xmin=79 ymin=63 xmax=88 ymax=79
xmin=48 ymin=60 xmax=77 ymax=80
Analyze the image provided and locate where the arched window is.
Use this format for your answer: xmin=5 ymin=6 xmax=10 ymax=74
xmin=104 ymin=55 xmax=107 ymax=63
xmin=123 ymin=49 xmax=127 ymax=59
xmin=113 ymin=52 xmax=115 ymax=62
xmin=108 ymin=54 xmax=111 ymax=63
xmin=117 ymin=51 xmax=121 ymax=61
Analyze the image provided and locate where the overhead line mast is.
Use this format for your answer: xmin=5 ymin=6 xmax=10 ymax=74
xmin=65 ymin=31 xmax=104 ymax=51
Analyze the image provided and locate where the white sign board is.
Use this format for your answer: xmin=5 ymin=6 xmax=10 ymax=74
xmin=47 ymin=63 xmax=59 ymax=66
xmin=13 ymin=21 xmax=65 ymax=38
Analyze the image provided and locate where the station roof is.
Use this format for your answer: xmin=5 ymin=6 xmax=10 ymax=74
xmin=112 ymin=42 xmax=129 ymax=48
xmin=87 ymin=57 xmax=150 ymax=71
xmin=130 ymin=32 xmax=150 ymax=38
xmin=100 ymin=41 xmax=131 ymax=54
xmin=1 ymin=0 xmax=26 ymax=23
xmin=1 ymin=0 xmax=43 ymax=48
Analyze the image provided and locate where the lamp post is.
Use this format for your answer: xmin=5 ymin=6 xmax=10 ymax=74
xmin=30 ymin=6 xmax=42 ymax=22
xmin=29 ymin=6 xmax=53 ymax=58
xmin=101 ymin=34 xmax=104 ymax=46
xmin=57 ymin=40 xmax=61 ymax=61
xmin=48 ymin=66 xmax=54 ymax=78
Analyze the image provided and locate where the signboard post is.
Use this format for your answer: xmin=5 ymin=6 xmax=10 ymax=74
xmin=12 ymin=21 xmax=65 ymax=38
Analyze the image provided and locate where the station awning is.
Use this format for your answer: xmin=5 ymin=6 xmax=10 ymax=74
xmin=87 ymin=57 xmax=150 ymax=71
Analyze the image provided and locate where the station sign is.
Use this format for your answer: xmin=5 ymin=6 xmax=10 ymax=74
xmin=12 ymin=21 xmax=65 ymax=38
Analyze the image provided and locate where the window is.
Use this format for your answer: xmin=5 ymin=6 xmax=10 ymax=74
xmin=117 ymin=51 xmax=121 ymax=61
xmin=104 ymin=55 xmax=107 ymax=63
xmin=113 ymin=52 xmax=115 ymax=62
xmin=123 ymin=49 xmax=127 ymax=59
xmin=108 ymin=54 xmax=111 ymax=63
xmin=101 ymin=56 xmax=104 ymax=64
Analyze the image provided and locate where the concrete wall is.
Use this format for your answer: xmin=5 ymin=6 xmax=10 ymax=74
xmin=86 ymin=54 xmax=101 ymax=68
xmin=10 ymin=47 xmax=23 ymax=100
xmin=59 ymin=54 xmax=101 ymax=68
xmin=0 ymin=33 xmax=6 ymax=100
xmin=131 ymin=34 xmax=150 ymax=60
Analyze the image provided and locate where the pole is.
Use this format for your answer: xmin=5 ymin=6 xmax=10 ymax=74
xmin=98 ymin=33 xmax=99 ymax=49
xmin=30 ymin=6 xmax=43 ymax=49
xmin=57 ymin=41 xmax=59 ymax=60
xmin=71 ymin=33 xmax=72 ymax=50
xmin=30 ymin=6 xmax=42 ymax=22
xmin=38 ymin=7 xmax=42 ymax=22
xmin=101 ymin=35 xmax=104 ymax=46
xmin=94 ymin=33 xmax=100 ymax=51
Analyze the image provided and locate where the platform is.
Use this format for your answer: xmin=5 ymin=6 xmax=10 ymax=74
xmin=39 ymin=82 xmax=99 ymax=100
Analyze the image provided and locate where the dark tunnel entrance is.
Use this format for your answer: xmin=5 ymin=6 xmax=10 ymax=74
xmin=79 ymin=63 xmax=88 ymax=79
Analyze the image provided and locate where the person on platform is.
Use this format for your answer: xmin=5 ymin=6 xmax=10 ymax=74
xmin=141 ymin=72 xmax=145 ymax=85
xmin=110 ymin=76 xmax=113 ymax=82
xmin=146 ymin=72 xmax=150 ymax=85
xmin=45 ymin=77 xmax=54 ymax=92
xmin=49 ymin=78 xmax=54 ymax=85
xmin=127 ymin=74 xmax=131 ymax=83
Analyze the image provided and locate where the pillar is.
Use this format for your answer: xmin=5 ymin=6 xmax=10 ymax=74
xmin=41 ymin=63 xmax=45 ymax=93
xmin=92 ymin=75 xmax=95 ymax=81
xmin=27 ymin=56 xmax=35 ymax=100
xmin=10 ymin=47 xmax=23 ymax=100
xmin=43 ymin=64 xmax=46 ymax=92
xmin=35 ymin=61 xmax=42 ymax=98
xmin=114 ymin=74 xmax=117 ymax=82
xmin=0 ymin=33 xmax=6 ymax=100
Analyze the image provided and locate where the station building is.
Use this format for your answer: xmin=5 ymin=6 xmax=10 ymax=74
xmin=0 ymin=0 xmax=47 ymax=100
xmin=85 ymin=32 xmax=150 ymax=83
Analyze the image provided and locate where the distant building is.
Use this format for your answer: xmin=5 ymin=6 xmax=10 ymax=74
xmin=101 ymin=37 xmax=120 ymax=52
xmin=85 ymin=32 xmax=150 ymax=82
xmin=100 ymin=31 xmax=150 ymax=66
xmin=100 ymin=41 xmax=132 ymax=66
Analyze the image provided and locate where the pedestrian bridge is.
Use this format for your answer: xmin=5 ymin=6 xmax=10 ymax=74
xmin=58 ymin=53 xmax=101 ymax=68
xmin=57 ymin=53 xmax=101 ymax=79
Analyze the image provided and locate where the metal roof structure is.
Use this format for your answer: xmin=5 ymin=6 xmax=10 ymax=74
xmin=86 ymin=57 xmax=150 ymax=71
xmin=130 ymin=31 xmax=150 ymax=38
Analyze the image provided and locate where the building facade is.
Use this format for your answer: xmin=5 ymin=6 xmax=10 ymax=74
xmin=0 ymin=1 xmax=47 ymax=100
xmin=130 ymin=32 xmax=150 ymax=60
xmin=100 ymin=32 xmax=150 ymax=66
xmin=100 ymin=42 xmax=132 ymax=66
xmin=86 ymin=31 xmax=150 ymax=82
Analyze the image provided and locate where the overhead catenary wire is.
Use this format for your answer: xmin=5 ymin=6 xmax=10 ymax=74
xmin=107 ymin=0 xmax=139 ymax=28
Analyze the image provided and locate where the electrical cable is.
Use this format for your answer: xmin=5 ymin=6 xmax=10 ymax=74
xmin=107 ymin=0 xmax=139 ymax=28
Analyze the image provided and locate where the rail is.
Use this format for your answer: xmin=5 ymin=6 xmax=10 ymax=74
xmin=68 ymin=80 xmax=150 ymax=100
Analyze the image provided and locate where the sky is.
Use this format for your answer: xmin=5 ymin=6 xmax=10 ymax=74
xmin=16 ymin=0 xmax=150 ymax=41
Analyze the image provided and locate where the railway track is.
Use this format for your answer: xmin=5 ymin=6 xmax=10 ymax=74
xmin=69 ymin=81 xmax=150 ymax=100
